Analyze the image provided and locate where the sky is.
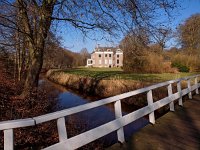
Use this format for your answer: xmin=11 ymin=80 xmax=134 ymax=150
xmin=165 ymin=0 xmax=200 ymax=48
xmin=57 ymin=0 xmax=200 ymax=53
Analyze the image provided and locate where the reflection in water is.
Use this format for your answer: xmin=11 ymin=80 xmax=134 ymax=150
xmin=40 ymin=79 xmax=148 ymax=147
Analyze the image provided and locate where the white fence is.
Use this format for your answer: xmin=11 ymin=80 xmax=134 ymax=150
xmin=0 ymin=74 xmax=200 ymax=150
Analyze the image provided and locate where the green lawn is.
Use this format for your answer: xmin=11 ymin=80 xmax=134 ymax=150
xmin=63 ymin=67 xmax=198 ymax=83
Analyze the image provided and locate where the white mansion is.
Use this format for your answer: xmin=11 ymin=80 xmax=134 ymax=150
xmin=86 ymin=45 xmax=123 ymax=68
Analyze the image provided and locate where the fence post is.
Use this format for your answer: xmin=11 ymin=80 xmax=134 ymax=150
xmin=168 ymin=84 xmax=174 ymax=111
xmin=4 ymin=129 xmax=14 ymax=150
xmin=177 ymin=81 xmax=183 ymax=106
xmin=195 ymin=77 xmax=199 ymax=94
xmin=57 ymin=117 xmax=67 ymax=142
xmin=114 ymin=100 xmax=125 ymax=143
xmin=147 ymin=90 xmax=155 ymax=124
xmin=187 ymin=79 xmax=192 ymax=99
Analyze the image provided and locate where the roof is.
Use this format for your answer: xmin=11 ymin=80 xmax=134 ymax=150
xmin=91 ymin=46 xmax=122 ymax=54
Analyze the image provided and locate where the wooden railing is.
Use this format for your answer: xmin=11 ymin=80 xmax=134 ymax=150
xmin=0 ymin=75 xmax=200 ymax=150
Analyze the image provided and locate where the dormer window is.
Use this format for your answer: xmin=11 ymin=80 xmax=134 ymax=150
xmin=107 ymin=49 xmax=111 ymax=51
xmin=116 ymin=49 xmax=121 ymax=52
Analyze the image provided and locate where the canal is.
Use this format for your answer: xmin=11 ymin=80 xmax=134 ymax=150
xmin=39 ymin=78 xmax=148 ymax=149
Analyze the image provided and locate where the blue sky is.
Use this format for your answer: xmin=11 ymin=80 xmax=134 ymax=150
xmin=165 ymin=0 xmax=200 ymax=48
xmin=57 ymin=0 xmax=200 ymax=53
xmin=175 ymin=0 xmax=200 ymax=25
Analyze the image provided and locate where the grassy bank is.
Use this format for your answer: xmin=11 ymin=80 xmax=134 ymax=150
xmin=46 ymin=68 xmax=198 ymax=98
xmin=62 ymin=67 xmax=197 ymax=83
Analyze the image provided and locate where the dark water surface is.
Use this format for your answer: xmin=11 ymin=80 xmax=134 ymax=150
xmin=39 ymin=79 xmax=148 ymax=148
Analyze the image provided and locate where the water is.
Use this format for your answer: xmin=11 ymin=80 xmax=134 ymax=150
xmin=39 ymin=78 xmax=148 ymax=148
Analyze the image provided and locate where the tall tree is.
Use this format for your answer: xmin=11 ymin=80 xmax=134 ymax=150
xmin=0 ymin=0 xmax=179 ymax=96
xmin=80 ymin=48 xmax=90 ymax=66
xmin=17 ymin=0 xmax=55 ymax=96
xmin=178 ymin=14 xmax=200 ymax=54
xmin=151 ymin=27 xmax=172 ymax=51
xmin=120 ymin=28 xmax=149 ymax=72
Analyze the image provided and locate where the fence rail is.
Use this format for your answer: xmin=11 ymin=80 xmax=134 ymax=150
xmin=0 ymin=74 xmax=200 ymax=150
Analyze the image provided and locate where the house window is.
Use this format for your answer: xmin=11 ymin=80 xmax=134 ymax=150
xmin=99 ymin=60 xmax=102 ymax=64
xmin=105 ymin=60 xmax=107 ymax=64
xmin=109 ymin=54 xmax=111 ymax=57
xmin=117 ymin=54 xmax=119 ymax=58
xmin=117 ymin=59 xmax=119 ymax=64
xmin=105 ymin=54 xmax=107 ymax=57
xmin=99 ymin=54 xmax=101 ymax=57
xmin=109 ymin=59 xmax=112 ymax=64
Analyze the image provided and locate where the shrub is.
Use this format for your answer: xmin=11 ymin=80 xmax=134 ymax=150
xmin=144 ymin=52 xmax=164 ymax=73
xmin=124 ymin=50 xmax=177 ymax=74
xmin=171 ymin=62 xmax=190 ymax=72
xmin=163 ymin=62 xmax=179 ymax=73
xmin=171 ymin=53 xmax=200 ymax=72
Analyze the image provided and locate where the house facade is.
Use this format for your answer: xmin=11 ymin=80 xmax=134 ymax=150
xmin=86 ymin=45 xmax=123 ymax=68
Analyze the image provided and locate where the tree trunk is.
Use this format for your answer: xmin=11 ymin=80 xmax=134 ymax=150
xmin=20 ymin=36 xmax=26 ymax=79
xmin=15 ymin=6 xmax=21 ymax=82
xmin=17 ymin=36 xmax=21 ymax=81
xmin=18 ymin=0 xmax=55 ymax=97
xmin=22 ymin=42 xmax=43 ymax=96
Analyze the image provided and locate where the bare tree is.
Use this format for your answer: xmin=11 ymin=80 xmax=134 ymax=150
xmin=178 ymin=13 xmax=200 ymax=55
xmin=80 ymin=48 xmax=90 ymax=66
xmin=151 ymin=27 xmax=172 ymax=51
xmin=120 ymin=28 xmax=149 ymax=72
xmin=0 ymin=0 xmax=179 ymax=97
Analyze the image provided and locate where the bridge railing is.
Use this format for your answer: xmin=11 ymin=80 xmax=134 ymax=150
xmin=0 ymin=74 xmax=199 ymax=150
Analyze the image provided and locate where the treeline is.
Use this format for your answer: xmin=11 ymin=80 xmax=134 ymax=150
xmin=43 ymin=33 xmax=90 ymax=70
xmin=44 ymin=47 xmax=88 ymax=69
xmin=0 ymin=32 xmax=90 ymax=82
xmin=121 ymin=14 xmax=200 ymax=73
